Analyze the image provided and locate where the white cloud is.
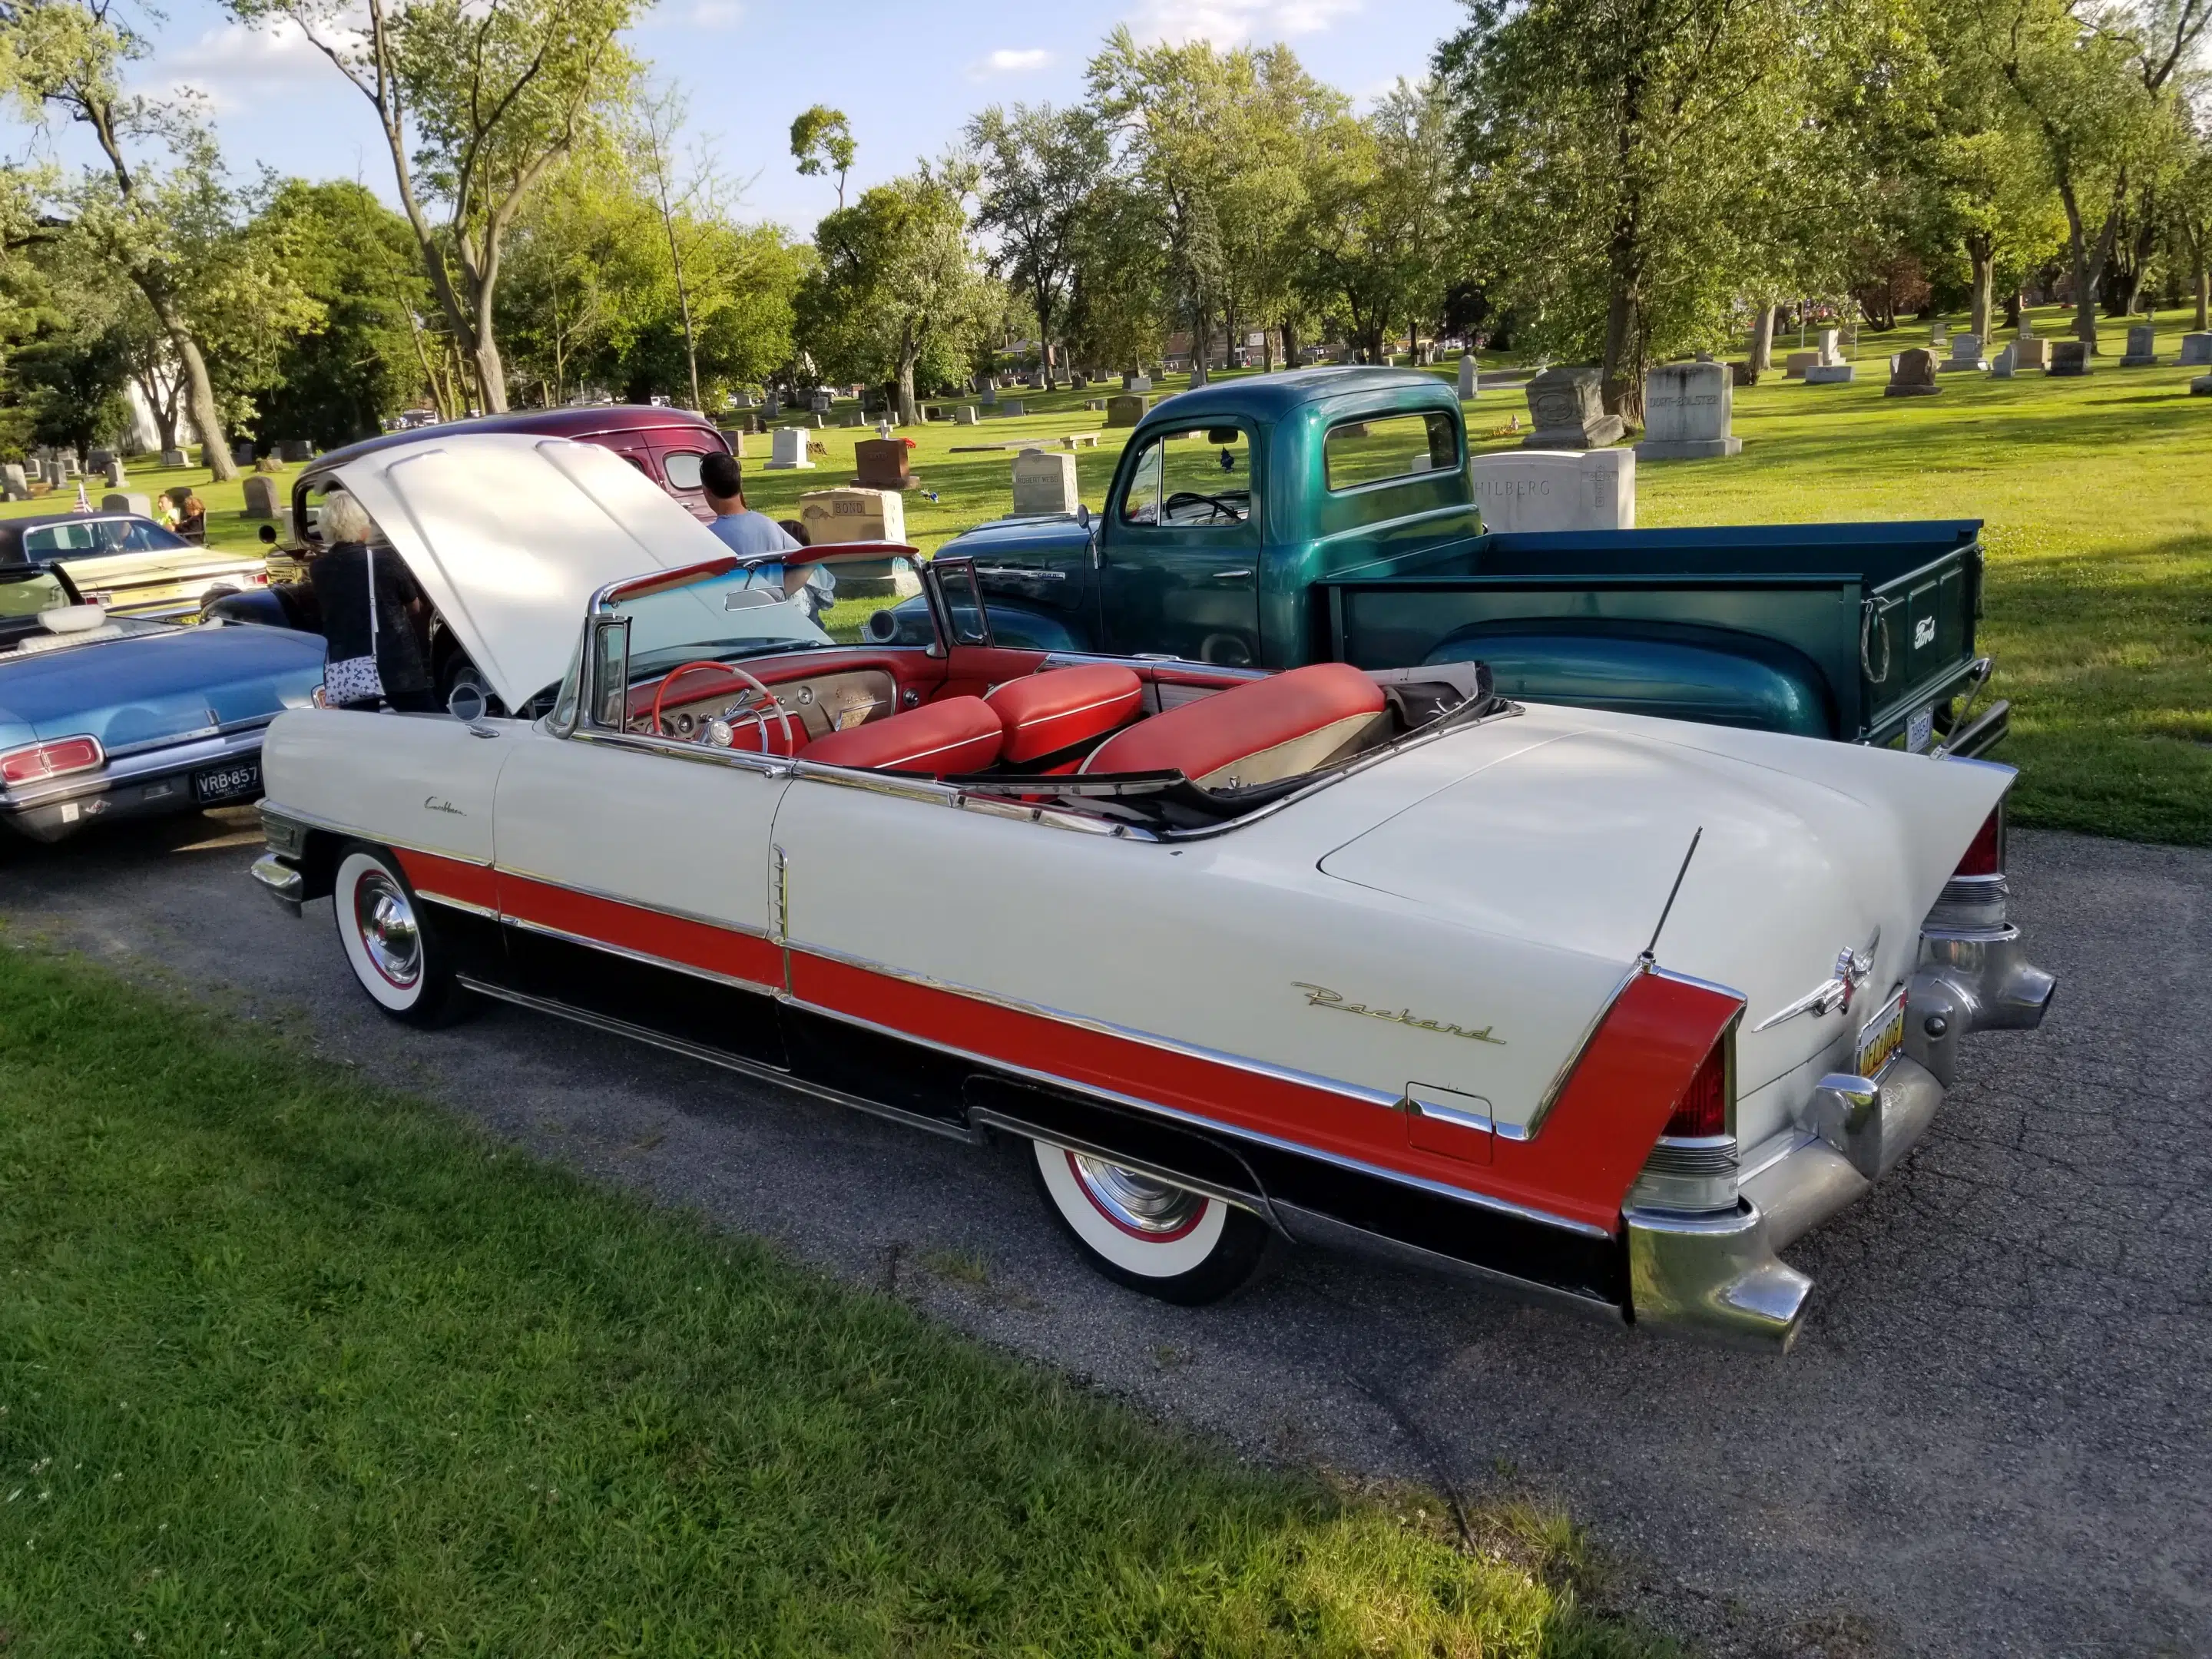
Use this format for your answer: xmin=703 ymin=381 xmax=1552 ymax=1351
xmin=139 ymin=18 xmax=353 ymax=113
xmin=688 ymin=0 xmax=743 ymax=27
xmin=1123 ymin=0 xmax=1361 ymax=45
xmin=968 ymin=46 xmax=1054 ymax=79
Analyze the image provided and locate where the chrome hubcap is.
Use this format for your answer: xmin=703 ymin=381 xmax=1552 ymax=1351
xmin=354 ymin=871 xmax=422 ymax=987
xmin=1069 ymin=1153 xmax=1207 ymax=1236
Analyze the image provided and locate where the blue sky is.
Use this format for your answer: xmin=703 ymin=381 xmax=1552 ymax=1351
xmin=10 ymin=0 xmax=1469 ymax=234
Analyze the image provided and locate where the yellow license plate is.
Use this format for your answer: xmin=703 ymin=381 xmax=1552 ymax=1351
xmin=1854 ymin=990 xmax=1906 ymax=1079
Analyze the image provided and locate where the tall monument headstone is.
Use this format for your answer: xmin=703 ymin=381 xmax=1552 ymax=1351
xmin=1522 ymin=366 xmax=1624 ymax=449
xmin=1636 ymin=361 xmax=1741 ymax=460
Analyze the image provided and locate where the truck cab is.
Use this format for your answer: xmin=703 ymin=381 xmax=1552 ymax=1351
xmin=905 ymin=367 xmax=2005 ymax=756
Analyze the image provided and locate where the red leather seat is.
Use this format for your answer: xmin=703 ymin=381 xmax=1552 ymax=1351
xmin=985 ymin=664 xmax=1144 ymax=765
xmin=1082 ymin=663 xmax=1386 ymax=788
xmin=803 ymin=695 xmax=1004 ymax=776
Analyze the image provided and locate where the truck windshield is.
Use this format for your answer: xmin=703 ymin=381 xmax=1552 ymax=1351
xmin=1120 ymin=426 xmax=1252 ymax=527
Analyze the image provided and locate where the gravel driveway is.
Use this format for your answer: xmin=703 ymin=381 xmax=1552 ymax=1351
xmin=2 ymin=817 xmax=2204 ymax=1657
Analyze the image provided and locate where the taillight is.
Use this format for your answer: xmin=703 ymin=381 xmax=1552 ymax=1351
xmin=1664 ymin=1038 xmax=1730 ymax=1138
xmin=1955 ymin=807 xmax=2003 ymax=877
xmin=0 ymin=734 xmax=104 ymax=786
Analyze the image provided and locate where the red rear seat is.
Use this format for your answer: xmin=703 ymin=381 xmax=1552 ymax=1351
xmin=803 ymin=695 xmax=1004 ymax=776
xmin=1081 ymin=663 xmax=1386 ymax=788
xmin=985 ymin=664 xmax=1144 ymax=765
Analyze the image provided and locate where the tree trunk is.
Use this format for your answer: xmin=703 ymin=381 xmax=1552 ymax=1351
xmin=1280 ymin=314 xmax=1299 ymax=369
xmin=896 ymin=329 xmax=920 ymax=426
xmin=1748 ymin=305 xmax=1774 ymax=374
xmin=1969 ymin=243 xmax=1993 ymax=340
xmin=133 ymin=373 xmax=179 ymax=452
xmin=2002 ymin=290 xmax=2022 ymax=331
xmin=147 ymin=290 xmax=235 ymax=482
xmin=1188 ymin=306 xmax=1210 ymax=388
xmin=2056 ymin=176 xmax=2106 ymax=354
xmin=2197 ymin=258 xmax=2209 ymax=331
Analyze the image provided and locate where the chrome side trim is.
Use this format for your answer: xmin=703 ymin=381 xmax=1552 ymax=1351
xmin=452 ymin=975 xmax=981 ymax=1145
xmin=498 ymin=912 xmax=779 ymax=995
xmin=786 ymin=936 xmax=1407 ymax=1114
xmin=256 ymin=799 xmax=487 ymax=867
xmin=415 ymin=889 xmax=498 ymax=920
xmin=786 ymin=986 xmax=1613 ymax=1240
xmin=1272 ymin=1202 xmax=1624 ymax=1320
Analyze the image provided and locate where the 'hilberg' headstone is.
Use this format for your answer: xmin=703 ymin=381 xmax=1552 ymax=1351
xmin=1457 ymin=354 xmax=1477 ymax=401
xmin=1012 ymin=448 xmax=1081 ymax=517
xmin=767 ymin=426 xmax=813 ymax=469
xmin=1884 ymin=348 xmax=1941 ymax=397
xmin=2047 ymin=340 xmax=2091 ymax=376
xmin=2179 ymin=333 xmax=2212 ymax=366
xmin=1469 ymin=450 xmax=1635 ymax=532
xmin=1636 ymin=361 xmax=1740 ymax=460
xmin=1522 ymin=366 xmax=1625 ymax=449
xmin=2120 ymin=325 xmax=2160 ymax=366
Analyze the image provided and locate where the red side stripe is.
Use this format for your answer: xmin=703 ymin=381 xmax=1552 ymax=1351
xmin=498 ymin=870 xmax=786 ymax=990
xmin=393 ymin=849 xmax=499 ymax=912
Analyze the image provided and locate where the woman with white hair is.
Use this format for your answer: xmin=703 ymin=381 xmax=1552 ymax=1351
xmin=307 ymin=488 xmax=436 ymax=712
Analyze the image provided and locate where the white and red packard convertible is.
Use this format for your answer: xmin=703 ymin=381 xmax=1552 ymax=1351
xmin=250 ymin=434 xmax=2054 ymax=1349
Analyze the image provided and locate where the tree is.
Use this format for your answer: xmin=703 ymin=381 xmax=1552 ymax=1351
xmin=2172 ymin=118 xmax=2212 ymax=327
xmin=796 ymin=169 xmax=987 ymax=424
xmin=1436 ymin=0 xmax=1842 ymax=417
xmin=1979 ymin=0 xmax=2211 ymax=349
xmin=0 ymin=0 xmax=246 ymax=475
xmin=790 ymin=105 xmax=856 ymax=210
xmin=232 ymin=0 xmax=642 ymax=410
xmin=637 ymin=84 xmax=710 ymax=411
xmin=967 ymin=102 xmax=1108 ymax=388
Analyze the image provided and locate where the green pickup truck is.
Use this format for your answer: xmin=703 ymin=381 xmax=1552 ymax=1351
xmin=872 ymin=366 xmax=2007 ymax=755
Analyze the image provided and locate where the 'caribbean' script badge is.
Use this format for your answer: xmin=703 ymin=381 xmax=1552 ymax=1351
xmin=1291 ymin=983 xmax=1505 ymax=1045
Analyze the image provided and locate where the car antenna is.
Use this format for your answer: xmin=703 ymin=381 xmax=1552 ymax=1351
xmin=1641 ymin=826 xmax=1703 ymax=965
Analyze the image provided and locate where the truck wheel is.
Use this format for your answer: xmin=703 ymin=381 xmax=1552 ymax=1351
xmin=1028 ymin=1137 xmax=1271 ymax=1304
xmin=333 ymin=844 xmax=472 ymax=1028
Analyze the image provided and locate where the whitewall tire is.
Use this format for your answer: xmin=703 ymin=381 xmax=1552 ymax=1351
xmin=333 ymin=845 xmax=471 ymax=1028
xmin=1029 ymin=1138 xmax=1271 ymax=1304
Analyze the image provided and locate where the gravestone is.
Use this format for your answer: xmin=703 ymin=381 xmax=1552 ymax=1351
xmin=720 ymin=429 xmax=747 ymax=459
xmin=1457 ymin=354 xmax=1478 ymax=400
xmin=798 ymin=486 xmax=905 ymax=546
xmin=808 ymin=414 xmax=824 ymax=429
xmin=2018 ymin=313 xmax=2035 ymax=336
xmin=2014 ymin=336 xmax=2050 ymax=370
xmin=2191 ymin=372 xmax=2212 ymax=396
xmin=840 ymin=409 xmax=865 ymax=427
xmin=88 ymin=448 xmax=115 ymax=471
xmin=1729 ymin=361 xmax=1759 ymax=387
xmin=242 ymin=475 xmax=283 ymax=516
xmin=1106 ymin=395 xmax=1150 ymax=427
xmin=1988 ymin=343 xmax=2018 ymax=379
xmin=1012 ymin=448 xmax=1081 ymax=517
xmin=1817 ymin=328 xmax=1843 ymax=366
xmin=767 ymin=427 xmax=813 ymax=469
xmin=2120 ymin=325 xmax=2159 ymax=366
xmin=730 ymin=391 xmax=756 ymax=409
xmin=1124 ymin=373 xmax=1152 ymax=392
xmin=1803 ymin=363 xmax=1856 ymax=384
xmin=1783 ymin=351 xmax=1819 ymax=379
xmin=1188 ymin=360 xmax=1209 ymax=389
xmin=104 ymin=459 xmax=127 ymax=488
xmin=1071 ymin=373 xmax=1088 ymax=389
xmin=809 ymin=388 xmax=834 ymax=415
xmin=232 ymin=441 xmax=256 ymax=465
xmin=1884 ymin=348 xmax=1941 ymax=397
xmin=1469 ymin=450 xmax=1635 ymax=532
xmin=1521 ymin=366 xmax=1625 ymax=449
xmin=2 ymin=464 xmax=27 ymax=502
xmin=160 ymin=448 xmax=187 ymax=468
xmin=981 ymin=384 xmax=998 ymax=406
xmin=766 ymin=394 xmax=785 ymax=420
xmin=2180 ymin=333 xmax=2212 ymax=366
xmin=1637 ymin=361 xmax=1740 ymax=460
xmin=1940 ymin=334 xmax=1986 ymax=372
xmin=2046 ymin=340 xmax=2091 ymax=376
xmin=997 ymin=399 xmax=1025 ymax=417
xmin=953 ymin=406 xmax=979 ymax=426
xmin=279 ymin=439 xmax=313 ymax=462
xmin=102 ymin=492 xmax=152 ymax=517
xmin=853 ymin=437 xmax=916 ymax=490
xmin=254 ymin=454 xmax=282 ymax=473
xmin=1086 ymin=399 xmax=1105 ymax=412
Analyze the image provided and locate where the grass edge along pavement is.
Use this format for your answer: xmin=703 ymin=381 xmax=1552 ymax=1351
xmin=0 ymin=942 xmax=1675 ymax=1657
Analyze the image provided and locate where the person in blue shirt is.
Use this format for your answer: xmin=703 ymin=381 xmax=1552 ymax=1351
xmin=699 ymin=449 xmax=833 ymax=619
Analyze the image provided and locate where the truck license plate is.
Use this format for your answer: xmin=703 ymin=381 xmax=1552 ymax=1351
xmin=1854 ymin=989 xmax=1906 ymax=1080
xmin=193 ymin=762 xmax=260 ymax=804
xmin=1906 ymin=704 xmax=1933 ymax=753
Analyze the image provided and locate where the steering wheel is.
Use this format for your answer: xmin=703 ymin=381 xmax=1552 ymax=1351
xmin=1164 ymin=490 xmax=1243 ymax=524
xmin=650 ymin=661 xmax=796 ymax=757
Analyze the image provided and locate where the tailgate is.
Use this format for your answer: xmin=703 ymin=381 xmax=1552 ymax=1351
xmin=1859 ymin=540 xmax=1983 ymax=746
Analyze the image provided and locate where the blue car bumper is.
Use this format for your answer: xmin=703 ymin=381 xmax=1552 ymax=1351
xmin=2 ymin=720 xmax=272 ymax=842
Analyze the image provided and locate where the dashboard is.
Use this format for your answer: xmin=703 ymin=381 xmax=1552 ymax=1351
xmin=628 ymin=667 xmax=896 ymax=744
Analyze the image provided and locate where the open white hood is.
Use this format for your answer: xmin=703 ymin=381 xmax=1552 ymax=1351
xmin=332 ymin=433 xmax=727 ymax=711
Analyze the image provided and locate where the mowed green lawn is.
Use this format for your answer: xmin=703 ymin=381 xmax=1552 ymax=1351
xmin=0 ymin=945 xmax=1666 ymax=1656
xmin=11 ymin=302 xmax=2205 ymax=840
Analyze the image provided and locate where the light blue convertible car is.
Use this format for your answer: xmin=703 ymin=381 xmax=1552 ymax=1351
xmin=1 ymin=562 xmax=326 ymax=843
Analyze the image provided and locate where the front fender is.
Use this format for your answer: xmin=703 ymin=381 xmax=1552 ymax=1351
xmin=1424 ymin=621 xmax=1836 ymax=739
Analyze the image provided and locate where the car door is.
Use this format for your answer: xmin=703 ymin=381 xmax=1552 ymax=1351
xmin=490 ymin=720 xmax=792 ymax=1066
xmin=1098 ymin=421 xmax=1263 ymax=667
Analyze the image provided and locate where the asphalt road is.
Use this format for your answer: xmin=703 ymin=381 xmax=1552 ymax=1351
xmin=2 ymin=816 xmax=2204 ymax=1657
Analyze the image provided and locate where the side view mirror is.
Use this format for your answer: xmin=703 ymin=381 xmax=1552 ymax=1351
xmin=1075 ymin=502 xmax=1091 ymax=529
xmin=258 ymin=523 xmax=277 ymax=545
xmin=446 ymin=680 xmax=488 ymax=724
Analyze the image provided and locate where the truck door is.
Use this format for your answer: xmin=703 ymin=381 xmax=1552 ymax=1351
xmin=1098 ymin=420 xmax=1261 ymax=667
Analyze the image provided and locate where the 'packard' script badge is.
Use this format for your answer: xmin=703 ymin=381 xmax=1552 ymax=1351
xmin=1291 ymin=982 xmax=1505 ymax=1045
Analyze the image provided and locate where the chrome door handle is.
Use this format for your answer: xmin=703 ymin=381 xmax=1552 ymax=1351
xmin=1212 ymin=569 xmax=1253 ymax=581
